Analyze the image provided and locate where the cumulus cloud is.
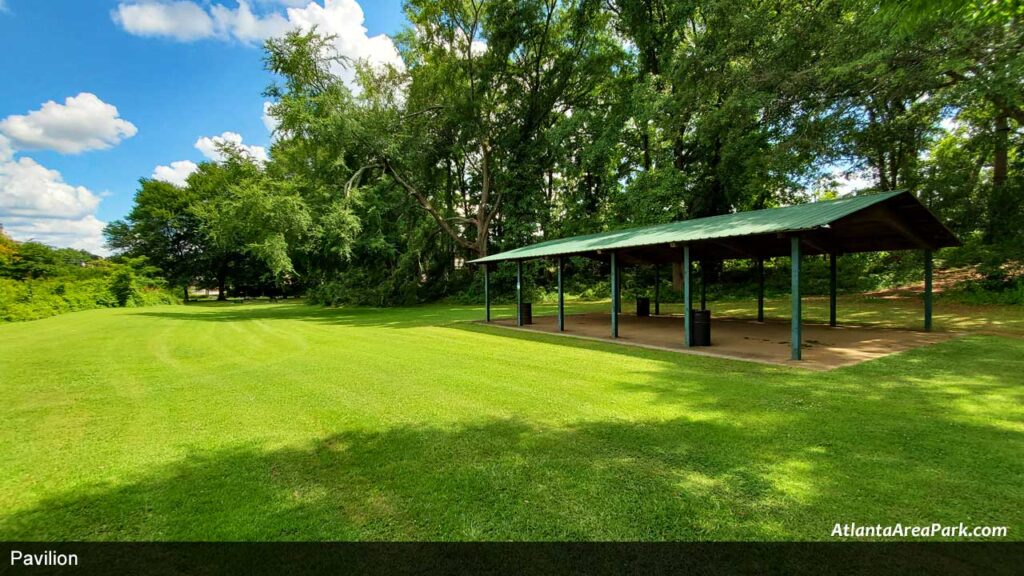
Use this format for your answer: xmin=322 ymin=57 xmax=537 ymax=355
xmin=211 ymin=0 xmax=290 ymax=42
xmin=112 ymin=0 xmax=215 ymax=41
xmin=0 ymin=135 xmax=12 ymax=163
xmin=262 ymin=101 xmax=279 ymax=135
xmin=1 ymin=215 xmax=108 ymax=255
xmin=0 ymin=156 xmax=99 ymax=219
xmin=0 ymin=93 xmax=138 ymax=154
xmin=195 ymin=131 xmax=268 ymax=163
xmin=152 ymin=160 xmax=199 ymax=187
xmin=0 ymin=154 xmax=109 ymax=255
xmin=285 ymin=0 xmax=404 ymax=85
xmin=113 ymin=1 xmax=404 ymax=88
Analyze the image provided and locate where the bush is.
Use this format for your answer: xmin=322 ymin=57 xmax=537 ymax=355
xmin=0 ymin=273 xmax=179 ymax=322
xmin=110 ymin=268 xmax=138 ymax=307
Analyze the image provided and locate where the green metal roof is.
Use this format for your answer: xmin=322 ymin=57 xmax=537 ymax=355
xmin=469 ymin=190 xmax=905 ymax=264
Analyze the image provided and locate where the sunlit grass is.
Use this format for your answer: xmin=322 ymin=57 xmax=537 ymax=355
xmin=0 ymin=300 xmax=1020 ymax=541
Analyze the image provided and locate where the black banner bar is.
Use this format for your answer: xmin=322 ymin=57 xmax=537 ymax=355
xmin=0 ymin=542 xmax=1020 ymax=576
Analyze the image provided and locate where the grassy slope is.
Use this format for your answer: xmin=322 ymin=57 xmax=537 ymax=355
xmin=0 ymin=299 xmax=1021 ymax=541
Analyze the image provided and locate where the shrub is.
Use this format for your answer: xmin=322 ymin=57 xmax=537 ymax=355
xmin=110 ymin=268 xmax=138 ymax=307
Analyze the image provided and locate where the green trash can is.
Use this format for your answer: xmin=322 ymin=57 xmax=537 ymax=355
xmin=519 ymin=303 xmax=533 ymax=325
xmin=690 ymin=309 xmax=711 ymax=346
xmin=636 ymin=297 xmax=650 ymax=317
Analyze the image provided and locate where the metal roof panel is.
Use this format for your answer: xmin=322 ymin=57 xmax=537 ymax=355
xmin=469 ymin=191 xmax=905 ymax=263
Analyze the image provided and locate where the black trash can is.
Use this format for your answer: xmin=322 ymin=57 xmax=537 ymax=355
xmin=519 ymin=302 xmax=533 ymax=325
xmin=690 ymin=309 xmax=711 ymax=346
xmin=636 ymin=297 xmax=650 ymax=317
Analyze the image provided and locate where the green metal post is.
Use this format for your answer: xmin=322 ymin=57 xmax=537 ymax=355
xmin=791 ymin=237 xmax=802 ymax=360
xmin=684 ymin=246 xmax=692 ymax=347
xmin=557 ymin=256 xmax=564 ymax=332
xmin=611 ymin=252 xmax=619 ymax=338
xmin=516 ymin=260 xmax=523 ymax=327
xmin=483 ymin=265 xmax=490 ymax=322
xmin=700 ymin=261 xmax=707 ymax=311
xmin=829 ymin=252 xmax=837 ymax=327
xmin=654 ymin=266 xmax=660 ymax=315
xmin=756 ymin=257 xmax=764 ymax=323
xmin=614 ymin=260 xmax=621 ymax=314
xmin=924 ymin=250 xmax=933 ymax=332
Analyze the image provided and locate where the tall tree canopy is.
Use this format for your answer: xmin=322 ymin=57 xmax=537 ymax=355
xmin=106 ymin=0 xmax=1023 ymax=304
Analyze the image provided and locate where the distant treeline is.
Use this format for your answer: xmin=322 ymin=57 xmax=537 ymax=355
xmin=102 ymin=0 xmax=1021 ymax=307
xmin=0 ymin=228 xmax=178 ymax=322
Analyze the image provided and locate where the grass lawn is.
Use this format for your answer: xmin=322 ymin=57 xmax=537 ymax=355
xmin=0 ymin=298 xmax=1021 ymax=540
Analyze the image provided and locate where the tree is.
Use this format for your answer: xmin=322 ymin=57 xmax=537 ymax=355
xmin=104 ymin=179 xmax=206 ymax=301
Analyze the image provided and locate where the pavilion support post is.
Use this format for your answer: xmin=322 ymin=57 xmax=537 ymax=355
xmin=683 ymin=246 xmax=692 ymax=347
xmin=756 ymin=257 xmax=765 ymax=323
xmin=924 ymin=250 xmax=933 ymax=332
xmin=610 ymin=261 xmax=618 ymax=313
xmin=829 ymin=252 xmax=837 ymax=327
xmin=483 ymin=264 xmax=490 ymax=322
xmin=611 ymin=252 xmax=619 ymax=338
xmin=516 ymin=260 xmax=523 ymax=327
xmin=791 ymin=237 xmax=802 ymax=361
xmin=700 ymin=261 xmax=707 ymax=311
xmin=654 ymin=266 xmax=661 ymax=315
xmin=557 ymin=256 xmax=565 ymax=332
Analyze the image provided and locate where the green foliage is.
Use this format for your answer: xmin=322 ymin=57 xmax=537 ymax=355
xmin=109 ymin=267 xmax=137 ymax=307
xmin=107 ymin=1 xmax=1024 ymax=307
xmin=0 ymin=230 xmax=178 ymax=322
xmin=951 ymin=278 xmax=1024 ymax=305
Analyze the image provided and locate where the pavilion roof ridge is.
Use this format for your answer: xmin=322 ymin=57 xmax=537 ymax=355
xmin=469 ymin=190 xmax=907 ymax=264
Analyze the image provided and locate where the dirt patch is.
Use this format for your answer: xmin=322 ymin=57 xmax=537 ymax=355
xmin=867 ymin=262 xmax=1024 ymax=299
xmin=485 ymin=313 xmax=955 ymax=371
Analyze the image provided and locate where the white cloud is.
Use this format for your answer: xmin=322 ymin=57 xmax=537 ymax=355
xmin=0 ymin=154 xmax=109 ymax=255
xmin=285 ymin=0 xmax=404 ymax=86
xmin=152 ymin=160 xmax=199 ymax=187
xmin=113 ymin=1 xmax=404 ymax=88
xmin=0 ymin=135 xmax=12 ymax=163
xmin=112 ymin=0 xmax=215 ymax=41
xmin=262 ymin=101 xmax=279 ymax=135
xmin=0 ymin=156 xmax=100 ymax=220
xmin=0 ymin=93 xmax=138 ymax=154
xmin=1 ymin=215 xmax=108 ymax=255
xmin=818 ymin=164 xmax=874 ymax=195
xmin=211 ymin=0 xmax=290 ymax=43
xmin=115 ymin=0 xmax=292 ymax=43
xmin=195 ymin=131 xmax=268 ymax=163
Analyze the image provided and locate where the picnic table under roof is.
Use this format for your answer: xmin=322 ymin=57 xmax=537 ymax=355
xmin=469 ymin=190 xmax=960 ymax=362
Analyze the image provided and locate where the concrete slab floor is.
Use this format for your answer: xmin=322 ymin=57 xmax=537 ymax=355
xmin=485 ymin=313 xmax=956 ymax=370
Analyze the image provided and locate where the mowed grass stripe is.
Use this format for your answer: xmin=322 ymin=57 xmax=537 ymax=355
xmin=0 ymin=301 xmax=1020 ymax=540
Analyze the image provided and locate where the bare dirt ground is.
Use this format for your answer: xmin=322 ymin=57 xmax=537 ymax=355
xmin=867 ymin=262 xmax=1024 ymax=299
xmin=488 ymin=313 xmax=955 ymax=371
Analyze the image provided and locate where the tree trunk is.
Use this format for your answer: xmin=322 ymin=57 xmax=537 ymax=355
xmin=216 ymin=263 xmax=228 ymax=301
xmin=988 ymin=110 xmax=1010 ymax=242
xmin=993 ymin=111 xmax=1008 ymax=189
xmin=182 ymin=285 xmax=189 ymax=303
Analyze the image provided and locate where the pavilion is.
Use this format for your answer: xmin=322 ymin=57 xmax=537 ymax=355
xmin=468 ymin=190 xmax=960 ymax=362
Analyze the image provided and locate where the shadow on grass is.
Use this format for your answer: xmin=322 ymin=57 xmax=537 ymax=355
xmin=3 ymin=417 xmax=799 ymax=541
xmin=4 ymin=303 xmax=1021 ymax=542
xmin=4 ymin=333 xmax=1021 ymax=542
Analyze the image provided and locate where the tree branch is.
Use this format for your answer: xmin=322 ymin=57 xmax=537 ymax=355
xmin=381 ymin=158 xmax=478 ymax=253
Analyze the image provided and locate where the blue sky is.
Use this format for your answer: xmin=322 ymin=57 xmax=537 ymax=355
xmin=0 ymin=0 xmax=406 ymax=254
